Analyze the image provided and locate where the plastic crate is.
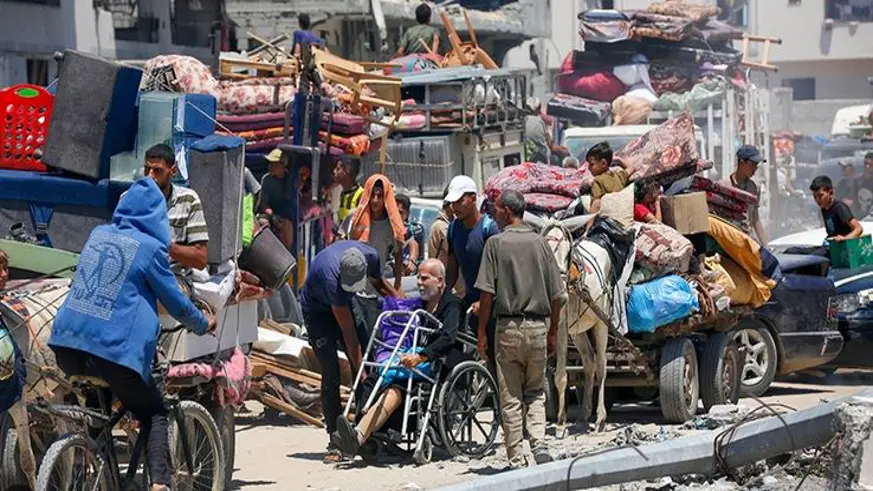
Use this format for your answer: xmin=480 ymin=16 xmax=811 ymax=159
xmin=828 ymin=235 xmax=873 ymax=269
xmin=0 ymin=84 xmax=53 ymax=172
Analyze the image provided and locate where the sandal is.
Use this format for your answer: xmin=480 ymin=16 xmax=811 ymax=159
xmin=333 ymin=416 xmax=361 ymax=457
xmin=323 ymin=445 xmax=344 ymax=464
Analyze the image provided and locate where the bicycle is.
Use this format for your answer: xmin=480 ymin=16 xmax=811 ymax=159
xmin=32 ymin=326 xmax=225 ymax=491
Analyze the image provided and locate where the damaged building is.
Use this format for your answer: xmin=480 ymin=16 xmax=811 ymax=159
xmin=1 ymin=0 xmax=549 ymax=93
xmin=224 ymin=0 xmax=549 ymax=67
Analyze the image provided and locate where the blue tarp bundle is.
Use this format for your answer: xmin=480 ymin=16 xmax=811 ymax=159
xmin=627 ymin=275 xmax=699 ymax=333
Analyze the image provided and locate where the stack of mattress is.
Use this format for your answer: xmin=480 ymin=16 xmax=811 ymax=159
xmin=217 ymin=111 xmax=378 ymax=159
xmin=550 ymin=3 xmax=747 ymax=125
xmin=690 ymin=175 xmax=758 ymax=226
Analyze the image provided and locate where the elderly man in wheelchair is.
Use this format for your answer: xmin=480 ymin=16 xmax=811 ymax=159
xmin=331 ymin=258 xmax=499 ymax=463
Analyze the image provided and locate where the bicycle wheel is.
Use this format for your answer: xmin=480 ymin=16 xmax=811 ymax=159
xmin=168 ymin=400 xmax=225 ymax=491
xmin=36 ymin=434 xmax=113 ymax=491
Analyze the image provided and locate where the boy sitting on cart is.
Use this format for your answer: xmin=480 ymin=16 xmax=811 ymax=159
xmin=331 ymin=258 xmax=463 ymax=459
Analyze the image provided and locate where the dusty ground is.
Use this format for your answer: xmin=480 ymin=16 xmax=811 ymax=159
xmin=230 ymin=370 xmax=872 ymax=491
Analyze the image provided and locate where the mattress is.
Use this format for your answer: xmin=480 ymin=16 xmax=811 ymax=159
xmin=616 ymin=113 xmax=699 ymax=182
xmin=217 ymin=111 xmax=369 ymax=136
xmin=546 ymin=94 xmax=612 ymax=125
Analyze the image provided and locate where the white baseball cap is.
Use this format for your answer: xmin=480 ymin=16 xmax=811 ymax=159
xmin=444 ymin=175 xmax=478 ymax=203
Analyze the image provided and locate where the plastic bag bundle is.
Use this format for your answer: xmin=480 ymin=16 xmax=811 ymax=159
xmin=627 ymin=275 xmax=699 ymax=333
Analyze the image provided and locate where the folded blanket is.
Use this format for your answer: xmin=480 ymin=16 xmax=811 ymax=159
xmin=632 ymin=12 xmax=693 ymax=42
xmin=690 ymin=175 xmax=759 ymax=205
xmin=706 ymin=191 xmax=747 ymax=213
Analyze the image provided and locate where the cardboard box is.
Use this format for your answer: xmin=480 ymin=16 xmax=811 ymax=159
xmin=660 ymin=192 xmax=711 ymax=235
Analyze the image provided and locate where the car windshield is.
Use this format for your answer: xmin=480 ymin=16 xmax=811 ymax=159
xmin=564 ymin=136 xmax=639 ymax=161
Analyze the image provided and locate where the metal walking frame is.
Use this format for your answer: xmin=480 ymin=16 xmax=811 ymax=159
xmin=342 ymin=307 xmax=499 ymax=464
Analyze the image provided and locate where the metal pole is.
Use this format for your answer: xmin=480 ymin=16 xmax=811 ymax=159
xmin=435 ymin=390 xmax=873 ymax=491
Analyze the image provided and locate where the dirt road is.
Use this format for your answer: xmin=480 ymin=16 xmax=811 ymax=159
xmin=231 ymin=370 xmax=871 ymax=491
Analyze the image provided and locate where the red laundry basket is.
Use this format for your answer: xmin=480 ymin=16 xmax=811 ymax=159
xmin=1 ymin=84 xmax=53 ymax=172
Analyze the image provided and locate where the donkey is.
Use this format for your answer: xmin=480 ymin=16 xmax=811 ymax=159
xmin=524 ymin=212 xmax=611 ymax=433
xmin=1 ymin=279 xmax=72 ymax=490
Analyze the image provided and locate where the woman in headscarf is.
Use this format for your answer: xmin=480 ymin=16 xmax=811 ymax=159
xmin=351 ymin=174 xmax=409 ymax=291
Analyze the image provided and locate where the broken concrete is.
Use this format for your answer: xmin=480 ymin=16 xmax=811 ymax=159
xmin=833 ymin=393 xmax=873 ymax=491
xmin=436 ymin=390 xmax=871 ymax=491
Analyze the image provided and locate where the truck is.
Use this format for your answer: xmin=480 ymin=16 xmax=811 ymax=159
xmin=361 ymin=67 xmax=528 ymax=198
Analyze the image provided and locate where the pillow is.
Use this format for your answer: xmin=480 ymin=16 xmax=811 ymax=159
xmin=599 ymin=183 xmax=634 ymax=228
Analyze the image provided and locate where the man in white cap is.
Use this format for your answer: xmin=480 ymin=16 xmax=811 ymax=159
xmin=524 ymin=97 xmax=552 ymax=164
xmin=445 ymin=175 xmax=500 ymax=364
xmin=298 ymin=240 xmax=401 ymax=462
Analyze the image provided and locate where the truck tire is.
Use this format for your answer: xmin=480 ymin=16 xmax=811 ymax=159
xmin=700 ymin=333 xmax=741 ymax=411
xmin=733 ymin=325 xmax=778 ymax=398
xmin=659 ymin=337 xmax=700 ymax=423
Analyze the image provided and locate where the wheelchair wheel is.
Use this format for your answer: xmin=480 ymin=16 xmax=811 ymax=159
xmin=412 ymin=435 xmax=433 ymax=466
xmin=437 ymin=361 xmax=500 ymax=458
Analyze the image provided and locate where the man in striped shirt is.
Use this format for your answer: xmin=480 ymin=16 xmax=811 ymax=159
xmin=143 ymin=144 xmax=209 ymax=271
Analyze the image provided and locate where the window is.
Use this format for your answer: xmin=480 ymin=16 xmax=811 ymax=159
xmin=789 ymin=0 xmax=801 ymax=5
xmin=826 ymin=0 xmax=873 ymax=22
xmin=783 ymin=78 xmax=816 ymax=101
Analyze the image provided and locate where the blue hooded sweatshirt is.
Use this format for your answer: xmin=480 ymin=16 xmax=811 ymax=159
xmin=49 ymin=178 xmax=208 ymax=381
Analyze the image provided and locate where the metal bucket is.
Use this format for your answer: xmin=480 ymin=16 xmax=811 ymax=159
xmin=240 ymin=227 xmax=297 ymax=290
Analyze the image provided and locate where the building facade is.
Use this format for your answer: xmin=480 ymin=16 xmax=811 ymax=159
xmin=736 ymin=0 xmax=873 ymax=100
xmin=0 ymin=0 xmax=219 ymax=87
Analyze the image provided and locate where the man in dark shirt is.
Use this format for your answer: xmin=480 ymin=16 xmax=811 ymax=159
xmin=258 ymin=148 xmax=296 ymax=249
xmin=855 ymin=152 xmax=873 ymax=219
xmin=444 ymin=175 xmax=500 ymax=364
xmin=810 ymin=175 xmax=863 ymax=241
xmin=331 ymin=259 xmax=462 ymax=459
xmin=835 ymin=162 xmax=857 ymax=209
xmin=298 ymin=240 xmax=400 ymax=461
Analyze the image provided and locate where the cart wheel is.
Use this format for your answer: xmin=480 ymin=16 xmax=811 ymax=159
xmin=413 ymin=435 xmax=433 ymax=466
xmin=438 ymin=361 xmax=501 ymax=458
xmin=205 ymin=400 xmax=236 ymax=490
xmin=700 ymin=333 xmax=742 ymax=412
xmin=1 ymin=426 xmax=28 ymax=489
xmin=659 ymin=337 xmax=700 ymax=423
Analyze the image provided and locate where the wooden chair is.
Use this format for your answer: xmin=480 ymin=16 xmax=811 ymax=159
xmin=740 ymin=33 xmax=783 ymax=72
xmin=439 ymin=9 xmax=498 ymax=69
xmin=311 ymin=48 xmax=402 ymax=119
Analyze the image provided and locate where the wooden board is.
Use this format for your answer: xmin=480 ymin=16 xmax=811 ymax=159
xmin=252 ymin=388 xmax=324 ymax=427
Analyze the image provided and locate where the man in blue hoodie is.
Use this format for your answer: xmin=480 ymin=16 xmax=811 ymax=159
xmin=49 ymin=178 xmax=216 ymax=491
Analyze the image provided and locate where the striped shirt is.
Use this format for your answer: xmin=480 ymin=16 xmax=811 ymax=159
xmin=167 ymin=185 xmax=209 ymax=246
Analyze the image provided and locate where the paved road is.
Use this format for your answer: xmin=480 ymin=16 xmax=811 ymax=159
xmin=230 ymin=370 xmax=872 ymax=491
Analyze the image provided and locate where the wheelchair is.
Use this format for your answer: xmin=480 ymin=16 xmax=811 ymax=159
xmin=343 ymin=308 xmax=501 ymax=465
